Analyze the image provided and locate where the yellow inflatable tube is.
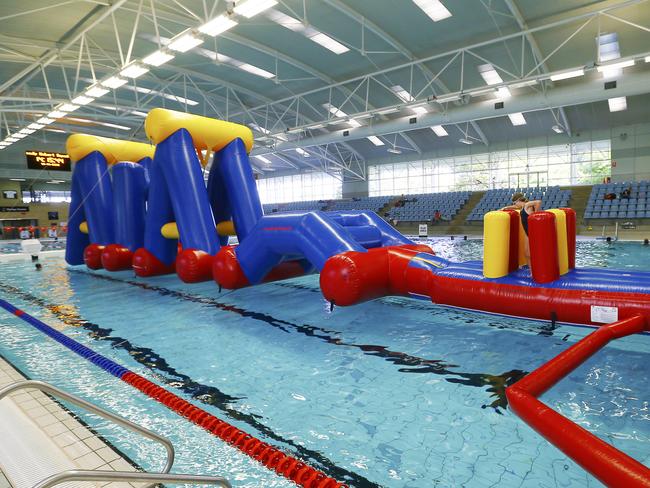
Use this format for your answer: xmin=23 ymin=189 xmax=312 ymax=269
xmin=66 ymin=134 xmax=155 ymax=164
xmin=145 ymin=108 xmax=254 ymax=154
xmin=483 ymin=211 xmax=511 ymax=278
xmin=547 ymin=208 xmax=569 ymax=275
xmin=161 ymin=221 xmax=236 ymax=240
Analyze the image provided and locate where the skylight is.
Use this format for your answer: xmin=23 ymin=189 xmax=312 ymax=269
xmin=267 ymin=10 xmax=349 ymax=54
xmin=412 ymin=0 xmax=452 ymax=22
xmin=598 ymin=32 xmax=623 ymax=78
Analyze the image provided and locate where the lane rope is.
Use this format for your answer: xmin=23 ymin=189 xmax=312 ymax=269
xmin=0 ymin=298 xmax=348 ymax=488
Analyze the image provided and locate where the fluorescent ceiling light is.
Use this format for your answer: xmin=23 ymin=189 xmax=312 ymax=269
xmin=508 ymin=112 xmax=527 ymax=126
xmin=387 ymin=147 xmax=402 ymax=154
xmin=123 ymin=85 xmax=199 ymax=106
xmin=255 ymin=155 xmax=272 ymax=164
xmin=309 ymin=123 xmax=326 ymax=129
xmin=551 ymin=125 xmax=564 ymax=134
xmin=459 ymin=138 xmax=473 ymax=145
xmin=5 ymin=138 xmax=18 ymax=143
xmin=28 ymin=123 xmax=45 ymax=130
xmin=478 ymin=63 xmax=503 ymax=85
xmin=47 ymin=111 xmax=66 ymax=119
xmin=143 ymin=50 xmax=175 ymax=67
xmin=412 ymin=0 xmax=452 ymax=22
xmin=436 ymin=93 xmax=461 ymax=103
xmin=251 ymin=124 xmax=271 ymax=134
xmin=19 ymin=128 xmax=35 ymax=134
xmin=391 ymin=85 xmax=415 ymax=102
xmin=509 ymin=80 xmax=538 ymax=88
xmin=13 ymin=133 xmax=27 ymax=139
xmin=267 ymin=10 xmax=349 ymax=54
xmin=608 ymin=96 xmax=627 ymax=112
xmin=100 ymin=121 xmax=131 ymax=130
xmin=367 ymin=136 xmax=384 ymax=146
xmin=120 ymin=63 xmax=149 ymax=79
xmin=431 ymin=125 xmax=448 ymax=136
xmin=324 ymin=103 xmax=348 ymax=118
xmin=10 ymin=178 xmax=26 ymax=181
xmin=102 ymin=76 xmax=128 ymax=89
xmin=495 ymin=87 xmax=511 ymax=99
xmin=376 ymin=107 xmax=400 ymax=115
xmin=72 ymin=95 xmax=94 ymax=105
xmin=234 ymin=0 xmax=278 ymax=18
xmin=168 ymin=32 xmax=204 ymax=52
xmin=46 ymin=180 xmax=63 ymax=184
xmin=85 ymin=85 xmax=109 ymax=97
xmin=646 ymin=56 xmax=650 ymax=63
xmin=199 ymin=15 xmax=238 ymax=36
xmin=597 ymin=59 xmax=635 ymax=73
xmin=348 ymin=119 xmax=362 ymax=128
xmin=44 ymin=128 xmax=66 ymax=133
xmin=130 ymin=110 xmax=148 ymax=117
xmin=58 ymin=103 xmax=79 ymax=112
xmin=37 ymin=117 xmax=55 ymax=124
xmin=549 ymin=69 xmax=584 ymax=81
xmin=412 ymin=106 xmax=428 ymax=115
xmin=295 ymin=147 xmax=309 ymax=157
xmin=238 ymin=62 xmax=274 ymax=78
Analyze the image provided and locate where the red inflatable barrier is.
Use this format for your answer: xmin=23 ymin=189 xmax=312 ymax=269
xmin=132 ymin=247 xmax=176 ymax=277
xmin=320 ymin=244 xmax=433 ymax=306
xmin=83 ymin=244 xmax=105 ymax=270
xmin=101 ymin=244 xmax=134 ymax=271
xmin=528 ymin=212 xmax=559 ymax=283
xmin=121 ymin=371 xmax=348 ymax=488
xmin=176 ymin=249 xmax=215 ymax=283
xmin=507 ymin=315 xmax=650 ymax=487
xmin=213 ymin=245 xmax=310 ymax=289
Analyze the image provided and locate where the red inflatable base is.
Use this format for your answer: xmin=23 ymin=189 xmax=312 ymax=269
xmin=83 ymin=244 xmax=105 ymax=270
xmin=101 ymin=244 xmax=134 ymax=271
xmin=132 ymin=248 xmax=176 ymax=277
xmin=320 ymin=244 xmax=433 ymax=306
xmin=176 ymin=249 xmax=215 ymax=283
xmin=213 ymin=245 xmax=309 ymax=289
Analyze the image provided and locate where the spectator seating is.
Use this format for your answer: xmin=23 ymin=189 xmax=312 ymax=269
xmin=327 ymin=196 xmax=392 ymax=212
xmin=584 ymin=181 xmax=650 ymax=219
xmin=262 ymin=200 xmax=325 ymax=214
xmin=387 ymin=191 xmax=471 ymax=222
xmin=466 ymin=186 xmax=571 ymax=222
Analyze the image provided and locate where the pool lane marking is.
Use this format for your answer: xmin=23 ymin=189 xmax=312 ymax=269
xmin=0 ymin=298 xmax=349 ymax=488
xmin=68 ymin=269 xmax=527 ymax=411
xmin=0 ymin=281 xmax=378 ymax=488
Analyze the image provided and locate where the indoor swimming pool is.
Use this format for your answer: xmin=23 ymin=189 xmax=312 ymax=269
xmin=0 ymin=239 xmax=648 ymax=487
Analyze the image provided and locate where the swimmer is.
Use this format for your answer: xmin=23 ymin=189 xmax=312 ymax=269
xmin=501 ymin=193 xmax=542 ymax=266
xmin=35 ymin=263 xmax=42 ymax=271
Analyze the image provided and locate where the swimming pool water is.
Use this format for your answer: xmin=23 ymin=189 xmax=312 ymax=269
xmin=0 ymin=240 xmax=648 ymax=487
xmin=0 ymin=239 xmax=66 ymax=254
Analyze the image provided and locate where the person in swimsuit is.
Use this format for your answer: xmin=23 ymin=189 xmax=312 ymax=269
xmin=501 ymin=192 xmax=542 ymax=266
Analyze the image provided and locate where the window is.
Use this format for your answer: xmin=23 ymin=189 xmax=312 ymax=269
xmin=22 ymin=190 xmax=71 ymax=203
xmin=256 ymin=171 xmax=342 ymax=203
xmin=368 ymin=140 xmax=611 ymax=196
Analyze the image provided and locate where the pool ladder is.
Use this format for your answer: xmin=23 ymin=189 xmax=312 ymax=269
xmin=0 ymin=380 xmax=232 ymax=488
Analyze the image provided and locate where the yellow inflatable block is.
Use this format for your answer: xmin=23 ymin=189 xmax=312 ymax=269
xmin=216 ymin=220 xmax=236 ymax=236
xmin=66 ymin=134 xmax=154 ymax=164
xmin=547 ymin=208 xmax=569 ymax=275
xmin=483 ymin=211 xmax=511 ymax=278
xmin=145 ymin=108 xmax=254 ymax=153
xmin=79 ymin=221 xmax=88 ymax=234
xmin=161 ymin=222 xmax=179 ymax=240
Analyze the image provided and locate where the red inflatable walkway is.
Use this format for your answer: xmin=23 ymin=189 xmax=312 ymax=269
xmin=506 ymin=315 xmax=650 ymax=487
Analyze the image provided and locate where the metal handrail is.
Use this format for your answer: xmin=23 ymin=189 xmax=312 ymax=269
xmin=32 ymin=470 xmax=232 ymax=488
xmin=0 ymin=380 xmax=174 ymax=476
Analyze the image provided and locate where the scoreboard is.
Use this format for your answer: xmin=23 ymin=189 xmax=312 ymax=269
xmin=25 ymin=150 xmax=71 ymax=171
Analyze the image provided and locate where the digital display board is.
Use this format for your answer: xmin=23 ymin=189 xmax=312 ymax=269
xmin=25 ymin=150 xmax=71 ymax=171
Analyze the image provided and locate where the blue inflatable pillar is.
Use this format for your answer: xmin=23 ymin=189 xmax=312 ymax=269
xmin=74 ymin=151 xmax=115 ymax=245
xmin=65 ymin=175 xmax=89 ymax=265
xmin=214 ymin=138 xmax=263 ymax=241
xmin=112 ymin=161 xmax=147 ymax=251
xmin=207 ymin=152 xmax=231 ymax=247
